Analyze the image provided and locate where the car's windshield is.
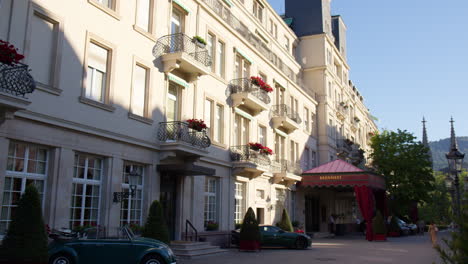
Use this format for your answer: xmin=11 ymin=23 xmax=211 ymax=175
xmin=124 ymin=226 xmax=134 ymax=240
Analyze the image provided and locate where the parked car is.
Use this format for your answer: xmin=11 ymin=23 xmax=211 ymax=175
xmin=48 ymin=226 xmax=177 ymax=264
xmin=394 ymin=217 xmax=413 ymax=236
xmin=231 ymin=225 xmax=312 ymax=249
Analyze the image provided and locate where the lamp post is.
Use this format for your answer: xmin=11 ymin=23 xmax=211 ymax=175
xmin=445 ymin=118 xmax=465 ymax=220
xmin=113 ymin=169 xmax=140 ymax=203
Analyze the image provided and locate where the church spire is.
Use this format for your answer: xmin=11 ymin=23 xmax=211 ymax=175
xmin=449 ymin=117 xmax=459 ymax=151
xmin=422 ymin=117 xmax=432 ymax=163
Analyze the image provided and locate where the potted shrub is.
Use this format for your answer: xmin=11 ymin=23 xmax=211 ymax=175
xmin=205 ymin=221 xmax=219 ymax=231
xmin=372 ymin=211 xmax=387 ymax=241
xmin=277 ymin=208 xmax=294 ymax=232
xmin=1 ymin=185 xmax=48 ymax=264
xmin=239 ymin=207 xmax=261 ymax=251
xmin=0 ymin=40 xmax=24 ymax=65
xmin=186 ymin=119 xmax=207 ymax=132
xmin=142 ymin=200 xmax=170 ymax=245
xmin=192 ymin=36 xmax=207 ymax=48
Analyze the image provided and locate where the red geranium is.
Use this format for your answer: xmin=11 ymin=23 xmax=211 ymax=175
xmin=187 ymin=119 xmax=207 ymax=131
xmin=250 ymin=76 xmax=273 ymax=93
xmin=0 ymin=40 xmax=24 ymax=65
xmin=248 ymin=142 xmax=264 ymax=151
xmin=260 ymin=146 xmax=273 ymax=155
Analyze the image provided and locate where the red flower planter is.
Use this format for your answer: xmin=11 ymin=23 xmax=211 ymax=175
xmin=239 ymin=240 xmax=261 ymax=251
xmin=373 ymin=234 xmax=387 ymax=241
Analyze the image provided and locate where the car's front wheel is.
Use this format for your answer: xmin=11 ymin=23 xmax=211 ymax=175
xmin=49 ymin=254 xmax=74 ymax=264
xmin=141 ymin=254 xmax=165 ymax=264
xmin=295 ymin=237 xmax=308 ymax=249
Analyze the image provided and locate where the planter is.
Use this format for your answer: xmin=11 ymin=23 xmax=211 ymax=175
xmin=373 ymin=234 xmax=387 ymax=241
xmin=239 ymin=240 xmax=260 ymax=251
xmin=196 ymin=42 xmax=206 ymax=48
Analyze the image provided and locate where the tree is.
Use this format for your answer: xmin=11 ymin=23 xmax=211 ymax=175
xmin=142 ymin=200 xmax=170 ymax=245
xmin=370 ymin=129 xmax=435 ymax=215
xmin=1 ymin=185 xmax=48 ymax=264
xmin=436 ymin=193 xmax=468 ymax=264
xmin=277 ymin=208 xmax=293 ymax=232
xmin=240 ymin=207 xmax=260 ymax=242
xmin=419 ymin=171 xmax=452 ymax=224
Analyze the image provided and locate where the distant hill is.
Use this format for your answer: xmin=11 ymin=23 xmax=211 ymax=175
xmin=429 ymin=137 xmax=468 ymax=171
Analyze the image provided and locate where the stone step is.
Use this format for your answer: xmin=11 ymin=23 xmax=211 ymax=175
xmin=174 ymin=248 xmax=228 ymax=259
xmin=170 ymin=241 xmax=211 ymax=250
xmin=170 ymin=241 xmax=228 ymax=259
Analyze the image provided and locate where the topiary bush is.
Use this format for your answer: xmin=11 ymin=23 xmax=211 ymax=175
xmin=240 ymin=207 xmax=260 ymax=242
xmin=142 ymin=200 xmax=170 ymax=245
xmin=372 ymin=211 xmax=387 ymax=235
xmin=1 ymin=185 xmax=48 ymax=264
xmin=277 ymin=208 xmax=294 ymax=232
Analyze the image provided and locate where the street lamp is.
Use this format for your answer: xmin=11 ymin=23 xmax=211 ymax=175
xmin=113 ymin=169 xmax=140 ymax=203
xmin=446 ymin=118 xmax=465 ymax=219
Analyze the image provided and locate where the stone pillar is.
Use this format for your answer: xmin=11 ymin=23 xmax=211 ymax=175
xmin=103 ymin=157 xmax=123 ymax=235
xmin=0 ymin=137 xmax=9 ymax=211
xmin=192 ymin=176 xmax=205 ymax=231
xmin=51 ymin=148 xmax=74 ymax=229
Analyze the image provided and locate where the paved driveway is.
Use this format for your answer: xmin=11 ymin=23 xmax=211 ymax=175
xmin=179 ymin=232 xmax=447 ymax=264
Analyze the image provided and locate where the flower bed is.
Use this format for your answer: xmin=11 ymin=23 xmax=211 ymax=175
xmin=250 ymin=76 xmax=273 ymax=93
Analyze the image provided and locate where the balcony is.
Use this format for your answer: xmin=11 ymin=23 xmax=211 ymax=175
xmin=153 ymin=33 xmax=212 ymax=82
xmin=336 ymin=139 xmax=354 ymax=157
xmin=270 ymin=104 xmax=302 ymax=134
xmin=228 ymin=78 xmax=270 ymax=115
xmin=157 ymin=121 xmax=211 ymax=160
xmin=272 ymin=159 xmax=302 ymax=185
xmin=230 ymin=145 xmax=271 ymax=178
xmin=0 ymin=62 xmax=36 ymax=124
xmin=335 ymin=102 xmax=348 ymax=121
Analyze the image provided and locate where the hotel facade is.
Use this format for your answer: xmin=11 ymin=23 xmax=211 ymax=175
xmin=0 ymin=0 xmax=377 ymax=243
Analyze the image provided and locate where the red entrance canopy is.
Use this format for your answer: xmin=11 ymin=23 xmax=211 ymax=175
xmin=300 ymin=160 xmax=385 ymax=190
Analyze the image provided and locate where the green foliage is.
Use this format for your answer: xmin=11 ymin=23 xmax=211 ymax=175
xmin=370 ymin=129 xmax=435 ymax=215
xmin=192 ymin=36 xmax=207 ymax=45
xmin=435 ymin=193 xmax=468 ymax=264
xmin=277 ymin=209 xmax=294 ymax=232
xmin=142 ymin=200 xmax=170 ymax=244
xmin=372 ymin=211 xmax=387 ymax=235
xmin=240 ymin=207 xmax=260 ymax=241
xmin=291 ymin=220 xmax=301 ymax=228
xmin=1 ymin=185 xmax=48 ymax=263
xmin=419 ymin=171 xmax=452 ymax=224
xmin=429 ymin=136 xmax=468 ymax=171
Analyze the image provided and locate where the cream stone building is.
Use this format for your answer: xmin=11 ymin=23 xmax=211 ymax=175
xmin=0 ymin=0 xmax=376 ymax=245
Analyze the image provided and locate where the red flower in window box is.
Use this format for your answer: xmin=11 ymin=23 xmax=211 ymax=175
xmin=260 ymin=146 xmax=273 ymax=155
xmin=248 ymin=142 xmax=264 ymax=151
xmin=250 ymin=76 xmax=273 ymax=93
xmin=0 ymin=40 xmax=25 ymax=65
xmin=186 ymin=119 xmax=207 ymax=132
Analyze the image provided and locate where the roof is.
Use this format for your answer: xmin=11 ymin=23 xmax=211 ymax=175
xmin=302 ymin=159 xmax=364 ymax=174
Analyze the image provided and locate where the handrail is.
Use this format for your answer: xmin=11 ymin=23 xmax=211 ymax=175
xmin=157 ymin=121 xmax=211 ymax=149
xmin=230 ymin=145 xmax=271 ymax=166
xmin=153 ymin=33 xmax=212 ymax=68
xmin=0 ymin=62 xmax=36 ymax=97
xmin=228 ymin=78 xmax=271 ymax=104
xmin=185 ymin=219 xmax=198 ymax=242
xmin=270 ymin=104 xmax=302 ymax=124
xmin=274 ymin=159 xmax=302 ymax=175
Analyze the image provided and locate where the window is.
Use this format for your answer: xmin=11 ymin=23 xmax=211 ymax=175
xmin=285 ymin=36 xmax=290 ymax=51
xmin=256 ymin=189 xmax=265 ymax=199
xmin=207 ymin=33 xmax=215 ymax=72
xmin=304 ymin=107 xmax=310 ymax=132
xmin=275 ymin=133 xmax=285 ymax=161
xmin=171 ymin=8 xmax=184 ymax=34
xmin=312 ymin=151 xmax=317 ymax=167
xmin=290 ymin=96 xmax=298 ymax=116
xmin=290 ymin=141 xmax=299 ymax=163
xmin=259 ymin=72 xmax=267 ymax=83
xmin=166 ymin=82 xmax=181 ymax=122
xmin=135 ymin=0 xmax=153 ymax=33
xmin=26 ymin=7 xmax=61 ymax=90
xmin=276 ymin=86 xmax=285 ymax=105
xmin=269 ymin=19 xmax=274 ymax=34
xmin=1 ymin=143 xmax=48 ymax=233
xmin=234 ymin=54 xmax=251 ymax=80
xmin=233 ymin=114 xmax=250 ymax=146
xmin=120 ymin=164 xmax=144 ymax=226
xmin=311 ymin=113 xmax=317 ymax=136
xmin=303 ymin=147 xmax=310 ymax=169
xmin=95 ymin=0 xmax=114 ymax=10
xmin=258 ymin=125 xmax=267 ymax=146
xmin=131 ymin=64 xmax=149 ymax=117
xmin=70 ymin=154 xmax=103 ymax=228
xmin=253 ymin=0 xmax=264 ymax=21
xmin=204 ymin=177 xmax=218 ymax=225
xmin=216 ymin=40 xmax=225 ymax=78
xmin=205 ymin=99 xmax=224 ymax=144
xmin=234 ymin=182 xmax=245 ymax=224
xmin=274 ymin=24 xmax=278 ymax=39
xmin=86 ymin=42 xmax=110 ymax=103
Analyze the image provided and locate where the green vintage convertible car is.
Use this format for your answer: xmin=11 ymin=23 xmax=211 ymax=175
xmin=231 ymin=225 xmax=312 ymax=249
xmin=48 ymin=226 xmax=176 ymax=264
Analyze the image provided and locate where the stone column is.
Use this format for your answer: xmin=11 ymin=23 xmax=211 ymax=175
xmin=0 ymin=137 xmax=9 ymax=211
xmin=103 ymin=157 xmax=123 ymax=235
xmin=50 ymin=148 xmax=74 ymax=230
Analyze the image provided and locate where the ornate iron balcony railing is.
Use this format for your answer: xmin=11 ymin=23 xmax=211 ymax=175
xmin=153 ymin=33 xmax=212 ymax=68
xmin=230 ymin=145 xmax=271 ymax=166
xmin=0 ymin=62 xmax=36 ymax=97
xmin=274 ymin=159 xmax=302 ymax=175
xmin=271 ymin=104 xmax=302 ymax=124
xmin=157 ymin=121 xmax=211 ymax=149
xmin=337 ymin=139 xmax=353 ymax=153
xmin=228 ymin=78 xmax=271 ymax=104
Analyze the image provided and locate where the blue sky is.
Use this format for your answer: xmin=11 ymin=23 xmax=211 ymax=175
xmin=268 ymin=0 xmax=468 ymax=142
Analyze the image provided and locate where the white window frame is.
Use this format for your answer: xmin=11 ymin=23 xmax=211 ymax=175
xmin=234 ymin=182 xmax=245 ymax=224
xmin=134 ymin=0 xmax=154 ymax=34
xmin=120 ymin=163 xmax=144 ymax=226
xmin=130 ymin=61 xmax=150 ymax=119
xmin=204 ymin=177 xmax=218 ymax=225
